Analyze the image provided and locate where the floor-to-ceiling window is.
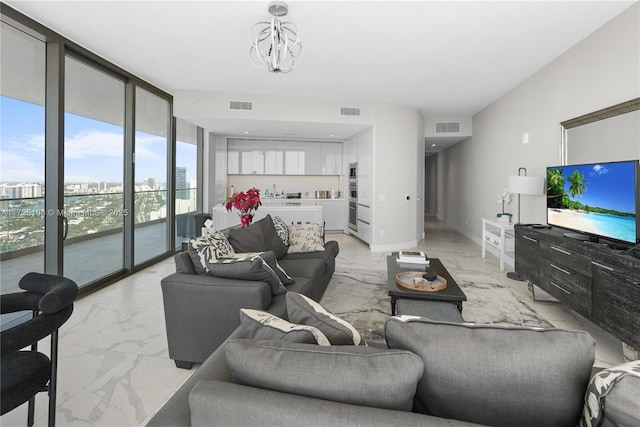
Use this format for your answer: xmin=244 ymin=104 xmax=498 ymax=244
xmin=63 ymin=55 xmax=126 ymax=286
xmin=134 ymin=87 xmax=170 ymax=265
xmin=0 ymin=21 xmax=46 ymax=294
xmin=175 ymin=118 xmax=198 ymax=248
xmin=1 ymin=5 xmax=191 ymax=298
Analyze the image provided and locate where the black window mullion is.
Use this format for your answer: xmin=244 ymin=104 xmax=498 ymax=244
xmin=44 ymin=41 xmax=64 ymax=276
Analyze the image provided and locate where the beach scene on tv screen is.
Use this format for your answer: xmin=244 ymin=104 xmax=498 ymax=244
xmin=547 ymin=162 xmax=637 ymax=243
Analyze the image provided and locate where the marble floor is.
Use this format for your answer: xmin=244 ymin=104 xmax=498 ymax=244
xmin=1 ymin=216 xmax=626 ymax=426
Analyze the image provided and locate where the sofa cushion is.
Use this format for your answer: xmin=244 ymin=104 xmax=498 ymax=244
xmin=227 ymin=221 xmax=267 ymax=253
xmin=187 ymin=232 xmax=235 ymax=275
xmin=582 ymin=360 xmax=640 ymax=427
xmin=258 ymin=215 xmax=289 ymax=259
xmin=286 ymin=292 xmax=361 ymax=345
xmin=225 ymin=339 xmax=424 ymax=412
xmin=206 ymin=252 xmax=287 ymax=295
xmin=239 ymin=309 xmax=330 ymax=345
xmin=272 ymin=215 xmax=289 ymax=246
xmin=288 ymin=223 xmax=324 ymax=253
xmin=277 ymin=258 xmax=324 ymax=281
xmin=234 ymin=250 xmax=294 ymax=286
xmin=385 ymin=316 xmax=595 ymax=427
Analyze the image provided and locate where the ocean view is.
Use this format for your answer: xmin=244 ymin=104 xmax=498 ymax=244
xmin=548 ymin=209 xmax=636 ymax=243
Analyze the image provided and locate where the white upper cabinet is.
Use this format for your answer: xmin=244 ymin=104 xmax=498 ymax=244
xmin=278 ymin=141 xmax=302 ymax=175
xmin=321 ymin=142 xmax=342 ymax=175
xmin=228 ymin=139 xmax=342 ymax=175
xmin=302 ymin=141 xmax=322 ymax=174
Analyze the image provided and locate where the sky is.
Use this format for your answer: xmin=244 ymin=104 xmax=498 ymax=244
xmin=1 ymin=96 xmax=197 ymax=185
xmin=553 ymin=162 xmax=637 ymax=214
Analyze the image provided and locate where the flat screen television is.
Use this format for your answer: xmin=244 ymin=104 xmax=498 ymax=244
xmin=546 ymin=160 xmax=639 ymax=245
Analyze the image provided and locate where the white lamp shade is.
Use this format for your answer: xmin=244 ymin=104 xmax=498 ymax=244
xmin=507 ymin=175 xmax=544 ymax=195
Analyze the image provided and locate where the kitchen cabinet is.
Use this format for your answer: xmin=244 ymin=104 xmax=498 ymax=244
xmin=260 ymin=199 xmax=346 ymax=231
xmin=357 ymin=203 xmax=371 ymax=243
xmin=302 ymin=142 xmax=322 ymax=175
xmin=514 ymin=224 xmax=640 ymax=350
xmin=319 ymin=200 xmax=345 ymax=231
xmin=357 ymin=131 xmax=372 ymax=206
xmin=228 ymin=139 xmax=343 ymax=176
xmin=278 ymin=141 xmax=303 ymax=175
xmin=321 ymin=142 xmax=342 ymax=175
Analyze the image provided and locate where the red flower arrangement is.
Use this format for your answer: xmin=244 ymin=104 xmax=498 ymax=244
xmin=225 ymin=187 xmax=262 ymax=228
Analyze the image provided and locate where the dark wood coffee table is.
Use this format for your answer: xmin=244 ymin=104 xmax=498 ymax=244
xmin=387 ymin=255 xmax=466 ymax=315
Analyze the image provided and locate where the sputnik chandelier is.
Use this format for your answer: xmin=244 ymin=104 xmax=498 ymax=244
xmin=249 ymin=1 xmax=303 ymax=73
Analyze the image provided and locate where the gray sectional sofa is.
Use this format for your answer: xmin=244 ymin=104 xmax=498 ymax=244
xmin=160 ymin=215 xmax=338 ymax=369
xmin=150 ymin=215 xmax=640 ymax=426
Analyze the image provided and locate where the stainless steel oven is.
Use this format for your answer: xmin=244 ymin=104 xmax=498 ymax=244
xmin=349 ymin=162 xmax=357 ymax=182
xmin=349 ymin=182 xmax=357 ymax=200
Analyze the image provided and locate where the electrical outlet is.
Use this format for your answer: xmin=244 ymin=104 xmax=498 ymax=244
xmin=522 ymin=133 xmax=529 ymax=144
xmin=379 ymin=229 xmax=385 ymax=236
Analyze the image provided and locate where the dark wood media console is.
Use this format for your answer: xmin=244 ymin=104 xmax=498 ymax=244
xmin=514 ymin=225 xmax=640 ymax=350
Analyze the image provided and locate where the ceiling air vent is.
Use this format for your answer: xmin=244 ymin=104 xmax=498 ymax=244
xmin=340 ymin=107 xmax=361 ymax=116
xmin=435 ymin=122 xmax=461 ymax=133
xmin=229 ymin=101 xmax=253 ymax=111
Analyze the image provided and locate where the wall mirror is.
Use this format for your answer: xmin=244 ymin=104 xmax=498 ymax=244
xmin=560 ymin=97 xmax=640 ymax=165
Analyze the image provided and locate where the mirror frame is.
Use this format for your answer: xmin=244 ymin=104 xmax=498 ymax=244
xmin=559 ymin=97 xmax=640 ymax=165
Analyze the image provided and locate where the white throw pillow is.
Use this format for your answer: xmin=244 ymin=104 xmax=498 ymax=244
xmin=287 ymin=223 xmax=324 ymax=253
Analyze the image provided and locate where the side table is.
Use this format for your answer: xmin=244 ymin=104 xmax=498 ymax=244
xmin=481 ymin=218 xmax=515 ymax=272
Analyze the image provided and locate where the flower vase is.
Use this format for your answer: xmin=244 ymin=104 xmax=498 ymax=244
xmin=497 ymin=214 xmax=511 ymax=224
xmin=240 ymin=213 xmax=254 ymax=228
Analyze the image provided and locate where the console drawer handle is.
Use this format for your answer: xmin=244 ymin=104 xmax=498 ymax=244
xmin=550 ymin=281 xmax=572 ymax=295
xmin=551 ymin=246 xmax=572 ymax=256
xmin=523 ymin=236 xmax=538 ymax=243
xmin=550 ymin=263 xmax=571 ymax=275
xmin=592 ymin=262 xmax=614 ymax=272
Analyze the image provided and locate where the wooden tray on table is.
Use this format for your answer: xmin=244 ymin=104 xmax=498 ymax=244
xmin=396 ymin=271 xmax=448 ymax=292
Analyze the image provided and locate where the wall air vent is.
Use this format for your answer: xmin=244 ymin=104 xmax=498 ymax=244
xmin=435 ymin=122 xmax=461 ymax=133
xmin=340 ymin=107 xmax=361 ymax=116
xmin=229 ymin=101 xmax=253 ymax=111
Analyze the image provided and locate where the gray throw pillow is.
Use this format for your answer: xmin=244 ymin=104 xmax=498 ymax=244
xmin=272 ymin=215 xmax=289 ymax=246
xmin=385 ymin=316 xmax=595 ymax=427
xmin=259 ymin=250 xmax=294 ymax=285
xmin=258 ymin=215 xmax=289 ymax=259
xmin=225 ymin=339 xmax=424 ymax=412
xmin=187 ymin=232 xmax=235 ymax=275
xmin=238 ymin=309 xmax=330 ymax=345
xmin=287 ymin=222 xmax=325 ymax=253
xmin=227 ymin=221 xmax=267 ymax=253
xmin=286 ymin=292 xmax=361 ymax=345
xmin=206 ymin=252 xmax=287 ymax=295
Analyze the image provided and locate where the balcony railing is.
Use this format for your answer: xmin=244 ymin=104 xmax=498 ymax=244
xmin=1 ymin=188 xmax=197 ymax=293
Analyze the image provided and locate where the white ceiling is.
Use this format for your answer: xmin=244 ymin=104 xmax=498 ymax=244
xmin=4 ymin=0 xmax=637 ymax=147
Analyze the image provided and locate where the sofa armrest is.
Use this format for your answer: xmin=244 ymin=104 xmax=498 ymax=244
xmin=161 ymin=272 xmax=272 ymax=366
xmin=189 ymin=380 xmax=478 ymax=427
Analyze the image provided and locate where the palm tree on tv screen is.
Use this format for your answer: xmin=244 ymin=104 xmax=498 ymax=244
xmin=567 ymin=169 xmax=588 ymax=198
xmin=547 ymin=168 xmax=565 ymax=208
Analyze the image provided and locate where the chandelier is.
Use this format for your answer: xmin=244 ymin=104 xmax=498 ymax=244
xmin=249 ymin=1 xmax=303 ymax=73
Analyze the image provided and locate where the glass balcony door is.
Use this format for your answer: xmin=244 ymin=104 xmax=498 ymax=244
xmin=0 ymin=22 xmax=46 ymax=295
xmin=134 ymin=87 xmax=170 ymax=265
xmin=63 ymin=55 xmax=126 ymax=287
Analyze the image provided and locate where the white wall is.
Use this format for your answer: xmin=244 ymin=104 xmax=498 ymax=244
xmin=438 ymin=3 xmax=640 ymax=243
xmin=174 ymin=92 xmax=423 ymax=250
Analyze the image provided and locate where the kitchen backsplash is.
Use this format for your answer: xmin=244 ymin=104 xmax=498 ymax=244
xmin=227 ymin=175 xmax=343 ymax=198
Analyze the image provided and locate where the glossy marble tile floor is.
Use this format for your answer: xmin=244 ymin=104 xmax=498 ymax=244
xmin=1 ymin=216 xmax=626 ymax=426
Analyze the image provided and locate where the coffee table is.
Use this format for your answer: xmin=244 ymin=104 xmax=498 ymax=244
xmin=387 ymin=255 xmax=467 ymax=315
